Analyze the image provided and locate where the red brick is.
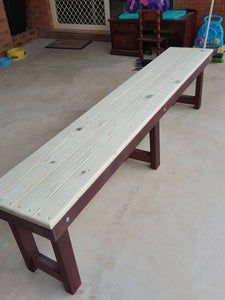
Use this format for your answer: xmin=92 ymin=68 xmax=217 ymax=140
xmin=175 ymin=0 xmax=225 ymax=28
xmin=25 ymin=0 xmax=53 ymax=31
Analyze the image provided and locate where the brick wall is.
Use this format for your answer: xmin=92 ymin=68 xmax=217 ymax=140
xmin=2 ymin=0 xmax=224 ymax=50
xmin=0 ymin=0 xmax=13 ymax=50
xmin=175 ymin=0 xmax=225 ymax=27
xmin=26 ymin=0 xmax=53 ymax=32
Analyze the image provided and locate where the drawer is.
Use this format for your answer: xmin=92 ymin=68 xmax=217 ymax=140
xmin=110 ymin=22 xmax=138 ymax=34
xmin=161 ymin=23 xmax=184 ymax=35
xmin=112 ymin=33 xmax=138 ymax=51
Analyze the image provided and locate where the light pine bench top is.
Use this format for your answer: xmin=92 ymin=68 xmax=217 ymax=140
xmin=0 ymin=48 xmax=212 ymax=229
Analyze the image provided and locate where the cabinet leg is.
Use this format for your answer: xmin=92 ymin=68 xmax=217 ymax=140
xmin=139 ymin=41 xmax=144 ymax=62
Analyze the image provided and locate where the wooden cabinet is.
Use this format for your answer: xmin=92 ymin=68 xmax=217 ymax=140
xmin=109 ymin=10 xmax=197 ymax=56
xmin=110 ymin=19 xmax=139 ymax=56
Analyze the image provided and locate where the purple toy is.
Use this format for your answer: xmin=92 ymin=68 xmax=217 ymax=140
xmin=125 ymin=0 xmax=171 ymax=13
xmin=148 ymin=0 xmax=171 ymax=12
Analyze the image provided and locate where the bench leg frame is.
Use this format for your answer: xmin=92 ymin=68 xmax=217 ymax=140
xmin=51 ymin=229 xmax=81 ymax=294
xmin=129 ymin=71 xmax=204 ymax=168
xmin=10 ymin=223 xmax=39 ymax=272
xmin=10 ymin=223 xmax=81 ymax=295
xmin=129 ymin=122 xmax=160 ymax=170
xmin=177 ymin=71 xmax=204 ymax=109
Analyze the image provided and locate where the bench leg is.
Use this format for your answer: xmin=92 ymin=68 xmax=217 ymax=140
xmin=150 ymin=122 xmax=160 ymax=170
xmin=52 ymin=229 xmax=81 ymax=295
xmin=177 ymin=71 xmax=204 ymax=109
xmin=10 ymin=223 xmax=39 ymax=272
xmin=194 ymin=71 xmax=204 ymax=110
xmin=129 ymin=122 xmax=160 ymax=170
xmin=10 ymin=223 xmax=81 ymax=295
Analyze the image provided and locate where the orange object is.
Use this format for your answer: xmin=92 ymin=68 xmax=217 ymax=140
xmin=0 ymin=50 xmax=6 ymax=58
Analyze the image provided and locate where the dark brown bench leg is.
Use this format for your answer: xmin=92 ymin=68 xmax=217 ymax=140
xmin=10 ymin=223 xmax=38 ymax=272
xmin=194 ymin=71 xmax=204 ymax=110
xmin=129 ymin=122 xmax=160 ymax=170
xmin=150 ymin=122 xmax=160 ymax=170
xmin=177 ymin=71 xmax=204 ymax=109
xmin=52 ymin=229 xmax=81 ymax=295
xmin=10 ymin=222 xmax=81 ymax=295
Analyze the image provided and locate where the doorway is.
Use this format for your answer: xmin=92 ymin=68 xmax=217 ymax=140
xmin=3 ymin=0 xmax=26 ymax=35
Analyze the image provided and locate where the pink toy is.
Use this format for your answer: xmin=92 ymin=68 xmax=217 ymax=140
xmin=141 ymin=0 xmax=149 ymax=6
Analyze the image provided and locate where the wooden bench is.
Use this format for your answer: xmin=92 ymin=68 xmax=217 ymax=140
xmin=0 ymin=48 xmax=212 ymax=295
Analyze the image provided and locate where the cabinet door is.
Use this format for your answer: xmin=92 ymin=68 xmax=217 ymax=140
xmin=112 ymin=33 xmax=138 ymax=51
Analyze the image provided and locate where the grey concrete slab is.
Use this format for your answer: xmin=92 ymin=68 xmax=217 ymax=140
xmin=0 ymin=39 xmax=225 ymax=300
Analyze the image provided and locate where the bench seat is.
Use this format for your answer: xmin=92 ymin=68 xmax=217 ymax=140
xmin=0 ymin=47 xmax=213 ymax=295
xmin=0 ymin=48 xmax=212 ymax=230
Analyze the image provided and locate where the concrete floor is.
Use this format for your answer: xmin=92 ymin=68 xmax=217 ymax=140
xmin=0 ymin=39 xmax=225 ymax=300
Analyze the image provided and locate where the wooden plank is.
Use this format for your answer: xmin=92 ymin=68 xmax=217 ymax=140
xmin=32 ymin=253 xmax=61 ymax=281
xmin=177 ymin=95 xmax=196 ymax=105
xmin=0 ymin=48 xmax=213 ymax=229
xmin=129 ymin=149 xmax=151 ymax=163
xmin=0 ymin=48 xmax=190 ymax=208
xmin=0 ymin=47 xmax=188 ymax=193
xmin=0 ymin=51 xmax=193 ymax=214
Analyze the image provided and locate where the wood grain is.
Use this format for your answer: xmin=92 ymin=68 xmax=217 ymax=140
xmin=0 ymin=48 xmax=213 ymax=229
